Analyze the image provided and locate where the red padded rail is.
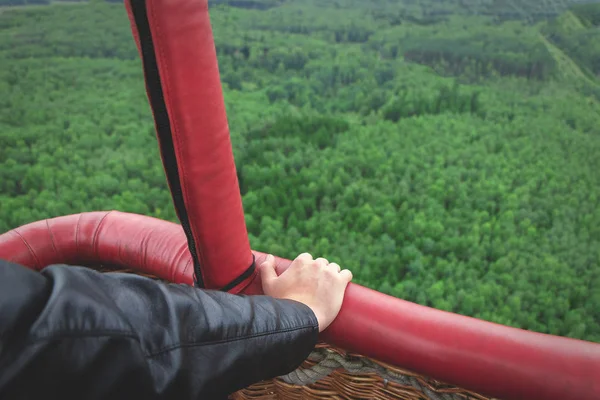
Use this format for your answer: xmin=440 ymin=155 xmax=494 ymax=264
xmin=0 ymin=212 xmax=193 ymax=285
xmin=124 ymin=0 xmax=254 ymax=291
xmin=1 ymin=212 xmax=599 ymax=400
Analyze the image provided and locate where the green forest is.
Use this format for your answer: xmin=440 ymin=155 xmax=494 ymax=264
xmin=1 ymin=0 xmax=599 ymax=342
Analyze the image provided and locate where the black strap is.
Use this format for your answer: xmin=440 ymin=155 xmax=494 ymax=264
xmin=220 ymin=254 xmax=256 ymax=292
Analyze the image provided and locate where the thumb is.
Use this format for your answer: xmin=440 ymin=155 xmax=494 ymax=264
xmin=259 ymin=254 xmax=277 ymax=288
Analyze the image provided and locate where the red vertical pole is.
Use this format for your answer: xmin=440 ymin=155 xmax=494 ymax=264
xmin=125 ymin=0 xmax=254 ymax=292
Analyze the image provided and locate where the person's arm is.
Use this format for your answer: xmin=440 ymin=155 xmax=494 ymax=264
xmin=0 ymin=259 xmax=319 ymax=400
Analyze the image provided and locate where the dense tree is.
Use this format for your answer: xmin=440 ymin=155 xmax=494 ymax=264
xmin=1 ymin=0 xmax=599 ymax=343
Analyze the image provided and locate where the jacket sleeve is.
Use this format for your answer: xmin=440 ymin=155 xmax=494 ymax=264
xmin=0 ymin=259 xmax=319 ymax=400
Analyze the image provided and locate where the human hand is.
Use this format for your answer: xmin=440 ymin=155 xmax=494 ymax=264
xmin=259 ymin=253 xmax=352 ymax=332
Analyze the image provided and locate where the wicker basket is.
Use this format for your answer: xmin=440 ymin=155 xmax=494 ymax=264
xmin=97 ymin=266 xmax=491 ymax=400
xmin=231 ymin=343 xmax=493 ymax=400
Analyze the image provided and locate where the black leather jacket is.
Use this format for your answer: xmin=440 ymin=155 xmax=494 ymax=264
xmin=0 ymin=259 xmax=319 ymax=399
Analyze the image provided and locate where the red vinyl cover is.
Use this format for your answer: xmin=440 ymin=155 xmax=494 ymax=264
xmin=0 ymin=212 xmax=193 ymax=285
xmin=1 ymin=212 xmax=599 ymax=400
xmin=124 ymin=0 xmax=255 ymax=292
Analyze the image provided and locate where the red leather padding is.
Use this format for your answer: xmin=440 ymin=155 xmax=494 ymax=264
xmin=0 ymin=212 xmax=193 ymax=285
xmin=1 ymin=212 xmax=599 ymax=400
xmin=124 ymin=0 xmax=254 ymax=291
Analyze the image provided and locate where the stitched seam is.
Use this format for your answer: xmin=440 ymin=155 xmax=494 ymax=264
xmin=28 ymin=330 xmax=137 ymax=345
xmin=13 ymin=229 xmax=41 ymax=268
xmin=92 ymin=211 xmax=113 ymax=261
xmin=46 ymin=219 xmax=61 ymax=262
xmin=75 ymin=213 xmax=83 ymax=258
xmin=140 ymin=232 xmax=149 ymax=271
xmin=181 ymin=256 xmax=193 ymax=283
xmin=145 ymin=324 xmax=318 ymax=358
xmin=148 ymin=3 xmax=208 ymax=285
